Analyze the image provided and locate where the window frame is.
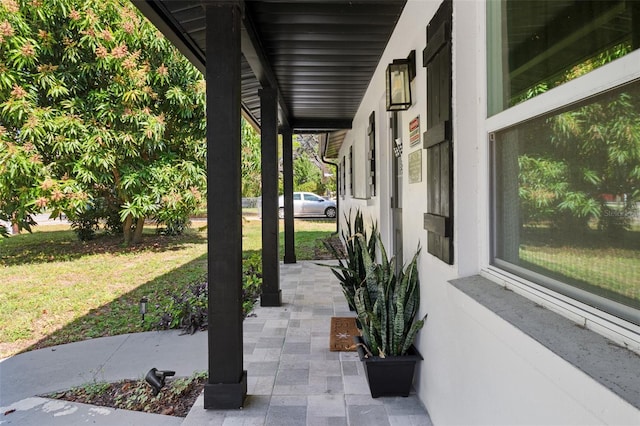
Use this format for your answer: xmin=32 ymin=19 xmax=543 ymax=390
xmin=485 ymin=40 xmax=640 ymax=333
xmin=486 ymin=49 xmax=640 ymax=133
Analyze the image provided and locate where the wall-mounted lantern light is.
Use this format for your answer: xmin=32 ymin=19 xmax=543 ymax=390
xmin=385 ymin=50 xmax=416 ymax=111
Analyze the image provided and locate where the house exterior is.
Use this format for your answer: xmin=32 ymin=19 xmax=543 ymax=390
xmin=325 ymin=0 xmax=640 ymax=423
xmin=135 ymin=0 xmax=640 ymax=423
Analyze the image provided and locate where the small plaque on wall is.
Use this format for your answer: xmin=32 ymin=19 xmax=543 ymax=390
xmin=409 ymin=116 xmax=420 ymax=147
xmin=408 ymin=149 xmax=422 ymax=183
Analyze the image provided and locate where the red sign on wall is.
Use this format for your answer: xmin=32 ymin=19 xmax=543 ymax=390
xmin=409 ymin=116 xmax=420 ymax=147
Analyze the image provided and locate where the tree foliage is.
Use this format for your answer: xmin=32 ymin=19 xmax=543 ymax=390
xmin=0 ymin=0 xmax=206 ymax=243
xmin=241 ymin=119 xmax=261 ymax=197
xmin=515 ymin=40 xmax=640 ymax=234
xmin=519 ymin=88 xmax=640 ymax=233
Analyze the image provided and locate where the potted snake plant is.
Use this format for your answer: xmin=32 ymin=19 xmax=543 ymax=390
xmin=353 ymin=232 xmax=426 ymax=398
xmin=320 ymin=209 xmax=377 ymax=311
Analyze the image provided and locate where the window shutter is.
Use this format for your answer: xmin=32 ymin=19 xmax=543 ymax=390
xmin=423 ymin=0 xmax=453 ymax=264
xmin=349 ymin=146 xmax=353 ymax=195
xmin=341 ymin=156 xmax=346 ymax=198
xmin=368 ymin=111 xmax=376 ymax=197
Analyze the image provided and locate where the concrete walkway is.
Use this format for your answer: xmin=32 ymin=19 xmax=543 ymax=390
xmin=0 ymin=261 xmax=432 ymax=425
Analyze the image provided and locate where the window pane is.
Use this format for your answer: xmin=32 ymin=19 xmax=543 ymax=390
xmin=492 ymin=80 xmax=640 ymax=322
xmin=488 ymin=0 xmax=640 ymax=115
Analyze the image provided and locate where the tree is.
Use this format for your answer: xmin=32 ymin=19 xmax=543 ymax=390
xmin=241 ymin=119 xmax=261 ymax=197
xmin=519 ymin=89 xmax=640 ymax=233
xmin=0 ymin=0 xmax=206 ymax=244
xmin=293 ymin=154 xmax=322 ymax=193
xmin=277 ymin=134 xmax=333 ymax=196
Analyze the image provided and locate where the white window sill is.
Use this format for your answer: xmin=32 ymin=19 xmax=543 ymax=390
xmin=449 ymin=275 xmax=640 ymax=410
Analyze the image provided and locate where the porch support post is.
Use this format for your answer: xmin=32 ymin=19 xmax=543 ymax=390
xmin=282 ymin=127 xmax=296 ymax=264
xmin=259 ymin=88 xmax=281 ymax=306
xmin=204 ymin=0 xmax=246 ymax=409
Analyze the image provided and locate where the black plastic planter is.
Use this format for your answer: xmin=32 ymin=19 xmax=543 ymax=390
xmin=354 ymin=336 xmax=423 ymax=398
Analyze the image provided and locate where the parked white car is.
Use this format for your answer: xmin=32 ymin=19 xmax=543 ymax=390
xmin=278 ymin=192 xmax=337 ymax=219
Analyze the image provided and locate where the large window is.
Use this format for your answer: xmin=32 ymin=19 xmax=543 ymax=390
xmin=488 ymin=0 xmax=640 ymax=115
xmin=489 ymin=0 xmax=640 ymax=325
xmin=492 ymin=80 xmax=640 ymax=325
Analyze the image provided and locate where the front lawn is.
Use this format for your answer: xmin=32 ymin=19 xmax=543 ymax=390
xmin=0 ymin=217 xmax=336 ymax=358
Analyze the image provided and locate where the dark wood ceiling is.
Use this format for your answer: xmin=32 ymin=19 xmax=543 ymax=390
xmin=132 ymin=0 xmax=406 ymax=133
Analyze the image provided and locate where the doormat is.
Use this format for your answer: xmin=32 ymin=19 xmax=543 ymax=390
xmin=329 ymin=317 xmax=361 ymax=352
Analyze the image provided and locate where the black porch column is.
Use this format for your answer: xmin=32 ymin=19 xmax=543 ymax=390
xmin=282 ymin=127 xmax=296 ymax=264
xmin=259 ymin=88 xmax=281 ymax=306
xmin=204 ymin=1 xmax=246 ymax=409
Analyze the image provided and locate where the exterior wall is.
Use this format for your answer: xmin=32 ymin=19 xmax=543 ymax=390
xmin=336 ymin=0 xmax=640 ymax=424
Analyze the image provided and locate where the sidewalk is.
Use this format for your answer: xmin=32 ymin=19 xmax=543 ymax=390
xmin=0 ymin=330 xmax=206 ymax=425
xmin=0 ymin=261 xmax=432 ymax=425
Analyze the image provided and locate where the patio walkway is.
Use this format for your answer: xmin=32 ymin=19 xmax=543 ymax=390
xmin=183 ymin=261 xmax=432 ymax=425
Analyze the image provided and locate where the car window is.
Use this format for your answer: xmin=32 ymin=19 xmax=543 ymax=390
xmin=305 ymin=194 xmax=321 ymax=201
xmin=293 ymin=193 xmax=301 ymax=201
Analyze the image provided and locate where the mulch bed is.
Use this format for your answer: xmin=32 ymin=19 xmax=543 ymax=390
xmin=315 ymin=234 xmax=345 ymax=259
xmin=47 ymin=375 xmax=206 ymax=417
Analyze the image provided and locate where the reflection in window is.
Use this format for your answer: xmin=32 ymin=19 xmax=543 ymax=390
xmin=492 ymin=80 xmax=640 ymax=324
xmin=488 ymin=0 xmax=640 ymax=115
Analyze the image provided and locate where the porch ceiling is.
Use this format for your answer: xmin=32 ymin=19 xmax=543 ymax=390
xmin=132 ymin=0 xmax=406 ymax=135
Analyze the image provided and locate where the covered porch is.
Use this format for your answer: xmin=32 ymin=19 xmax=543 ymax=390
xmin=131 ymin=0 xmax=408 ymax=409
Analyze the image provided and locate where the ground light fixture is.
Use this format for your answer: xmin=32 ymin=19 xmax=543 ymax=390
xmin=385 ymin=50 xmax=416 ymax=111
xmin=139 ymin=297 xmax=148 ymax=323
xmin=145 ymin=368 xmax=176 ymax=395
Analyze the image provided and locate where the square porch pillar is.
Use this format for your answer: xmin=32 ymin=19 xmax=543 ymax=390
xmin=259 ymin=87 xmax=281 ymax=306
xmin=204 ymin=0 xmax=247 ymax=409
xmin=282 ymin=128 xmax=296 ymax=264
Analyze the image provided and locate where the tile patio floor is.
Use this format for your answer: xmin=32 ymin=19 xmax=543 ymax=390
xmin=182 ymin=261 xmax=432 ymax=426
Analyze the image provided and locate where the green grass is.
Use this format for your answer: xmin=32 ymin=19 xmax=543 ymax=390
xmin=519 ymin=227 xmax=640 ymax=304
xmin=242 ymin=217 xmax=337 ymax=259
xmin=0 ymin=227 xmax=208 ymax=357
xmin=0 ymin=217 xmax=336 ymax=357
xmin=521 ymin=245 xmax=640 ymax=302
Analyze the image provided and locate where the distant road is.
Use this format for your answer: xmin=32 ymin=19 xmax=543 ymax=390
xmin=32 ymin=213 xmax=70 ymax=226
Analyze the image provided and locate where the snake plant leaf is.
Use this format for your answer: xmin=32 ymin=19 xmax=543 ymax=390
xmin=318 ymin=208 xmax=378 ymax=311
xmin=400 ymin=314 xmax=427 ymax=355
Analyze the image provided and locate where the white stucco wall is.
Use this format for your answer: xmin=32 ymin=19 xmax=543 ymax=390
xmin=336 ymin=0 xmax=640 ymax=424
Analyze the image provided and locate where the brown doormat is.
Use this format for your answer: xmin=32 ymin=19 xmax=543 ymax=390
xmin=329 ymin=317 xmax=361 ymax=352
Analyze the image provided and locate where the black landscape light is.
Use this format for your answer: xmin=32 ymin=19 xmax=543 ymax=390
xmin=145 ymin=368 xmax=176 ymax=396
xmin=139 ymin=297 xmax=148 ymax=322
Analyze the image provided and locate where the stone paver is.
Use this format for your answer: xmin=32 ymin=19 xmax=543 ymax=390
xmin=181 ymin=261 xmax=432 ymax=425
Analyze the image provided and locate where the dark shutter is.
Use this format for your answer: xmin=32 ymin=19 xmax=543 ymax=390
xmin=349 ymin=146 xmax=353 ymax=195
xmin=368 ymin=111 xmax=376 ymax=197
xmin=423 ymin=0 xmax=453 ymax=264
xmin=341 ymin=155 xmax=346 ymax=198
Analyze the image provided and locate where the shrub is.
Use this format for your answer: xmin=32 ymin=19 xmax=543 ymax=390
xmin=156 ymin=251 xmax=263 ymax=333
